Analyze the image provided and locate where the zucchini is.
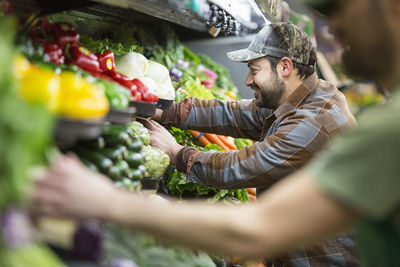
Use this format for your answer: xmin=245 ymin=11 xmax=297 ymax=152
xmin=74 ymin=148 xmax=113 ymax=173
xmin=103 ymin=124 xmax=135 ymax=138
xmin=115 ymin=177 xmax=133 ymax=190
xmin=125 ymin=152 xmax=144 ymax=168
xmin=130 ymin=168 xmax=144 ymax=181
xmin=98 ymin=148 xmax=123 ymax=162
xmin=103 ymin=131 xmax=132 ymax=147
xmin=115 ymin=160 xmax=130 ymax=177
xmin=116 ymin=145 xmax=129 ymax=159
xmin=128 ymin=139 xmax=143 ymax=152
xmin=107 ymin=165 xmax=121 ymax=180
xmin=79 ymin=136 xmax=105 ymax=150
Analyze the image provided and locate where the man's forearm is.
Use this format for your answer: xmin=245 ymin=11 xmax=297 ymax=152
xmin=101 ymin=171 xmax=359 ymax=258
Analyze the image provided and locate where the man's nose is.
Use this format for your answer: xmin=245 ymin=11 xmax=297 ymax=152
xmin=245 ymin=74 xmax=253 ymax=87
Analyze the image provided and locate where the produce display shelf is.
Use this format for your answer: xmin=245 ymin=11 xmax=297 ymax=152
xmin=90 ymin=0 xmax=207 ymax=32
xmin=13 ymin=0 xmax=259 ymax=35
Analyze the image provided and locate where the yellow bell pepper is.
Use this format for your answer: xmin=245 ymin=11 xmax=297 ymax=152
xmin=18 ymin=65 xmax=61 ymax=112
xmin=58 ymin=71 xmax=109 ymax=120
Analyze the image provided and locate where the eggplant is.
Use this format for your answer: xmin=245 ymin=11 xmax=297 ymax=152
xmin=73 ymin=220 xmax=103 ymax=261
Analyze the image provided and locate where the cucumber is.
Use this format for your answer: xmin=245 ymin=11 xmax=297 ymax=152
xmin=103 ymin=124 xmax=133 ymax=136
xmin=128 ymin=139 xmax=143 ymax=152
xmin=103 ymin=131 xmax=132 ymax=147
xmin=116 ymin=145 xmax=129 ymax=159
xmin=125 ymin=152 xmax=144 ymax=168
xmin=107 ymin=165 xmax=121 ymax=180
xmin=115 ymin=177 xmax=133 ymax=190
xmin=98 ymin=148 xmax=123 ymax=162
xmin=75 ymin=148 xmax=113 ymax=173
xmin=79 ymin=136 xmax=105 ymax=149
xmin=115 ymin=160 xmax=130 ymax=177
xmin=130 ymin=168 xmax=144 ymax=181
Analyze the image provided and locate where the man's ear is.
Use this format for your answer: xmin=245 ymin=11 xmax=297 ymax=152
xmin=278 ymin=57 xmax=294 ymax=78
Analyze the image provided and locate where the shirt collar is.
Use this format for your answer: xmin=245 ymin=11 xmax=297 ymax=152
xmin=273 ymin=72 xmax=320 ymax=118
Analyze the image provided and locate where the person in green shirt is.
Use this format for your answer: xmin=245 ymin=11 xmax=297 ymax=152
xmin=32 ymin=0 xmax=400 ymax=266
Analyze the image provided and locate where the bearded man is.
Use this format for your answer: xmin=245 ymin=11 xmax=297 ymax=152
xmin=148 ymin=22 xmax=356 ymax=195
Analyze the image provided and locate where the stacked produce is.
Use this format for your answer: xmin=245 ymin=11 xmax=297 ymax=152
xmin=71 ymin=120 xmax=170 ymax=189
xmin=23 ymin=18 xmax=159 ymax=106
xmin=73 ymin=122 xmax=143 ymax=190
xmin=15 ymin=54 xmax=110 ymax=120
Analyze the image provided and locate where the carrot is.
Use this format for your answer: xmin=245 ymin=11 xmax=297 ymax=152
xmin=247 ymin=188 xmax=256 ymax=195
xmin=204 ymin=133 xmax=232 ymax=152
xmin=188 ymin=130 xmax=211 ymax=146
xmin=217 ymin=135 xmax=238 ymax=150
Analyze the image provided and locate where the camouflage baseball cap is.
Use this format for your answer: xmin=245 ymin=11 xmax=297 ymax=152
xmin=227 ymin=21 xmax=316 ymax=65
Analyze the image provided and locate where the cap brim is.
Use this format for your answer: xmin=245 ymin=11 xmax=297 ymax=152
xmin=227 ymin=48 xmax=266 ymax=62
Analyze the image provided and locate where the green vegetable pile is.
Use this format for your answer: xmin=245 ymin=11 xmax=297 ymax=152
xmin=73 ymin=122 xmax=149 ymax=190
xmin=142 ymin=146 xmax=170 ymax=179
xmin=73 ymin=121 xmax=171 ymax=186
xmin=166 ymin=128 xmax=249 ymax=203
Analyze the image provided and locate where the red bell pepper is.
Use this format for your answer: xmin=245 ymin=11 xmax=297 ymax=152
xmin=96 ymin=51 xmax=115 ymax=72
xmin=142 ymin=91 xmax=159 ymax=102
xmin=131 ymin=78 xmax=148 ymax=95
xmin=68 ymin=45 xmax=101 ymax=73
xmin=106 ymin=71 xmax=137 ymax=91
xmin=131 ymin=91 xmax=143 ymax=102
xmin=70 ymin=45 xmax=98 ymax=61
xmin=131 ymin=78 xmax=158 ymax=102
xmin=42 ymin=41 xmax=64 ymax=65
xmin=69 ymin=54 xmax=101 ymax=73
xmin=56 ymin=30 xmax=79 ymax=48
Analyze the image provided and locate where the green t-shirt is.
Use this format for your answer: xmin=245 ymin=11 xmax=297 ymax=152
xmin=307 ymin=84 xmax=400 ymax=267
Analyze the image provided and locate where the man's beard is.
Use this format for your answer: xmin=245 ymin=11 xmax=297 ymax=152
xmin=255 ymin=72 xmax=286 ymax=110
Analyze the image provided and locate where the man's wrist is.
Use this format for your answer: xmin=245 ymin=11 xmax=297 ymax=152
xmin=153 ymin=109 xmax=164 ymax=121
xmin=169 ymin=144 xmax=184 ymax=164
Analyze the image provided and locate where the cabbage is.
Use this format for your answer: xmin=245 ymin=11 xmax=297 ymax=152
xmin=140 ymin=77 xmax=158 ymax=93
xmin=142 ymin=145 xmax=170 ymax=178
xmin=155 ymin=82 xmax=175 ymax=100
xmin=144 ymin=60 xmax=175 ymax=100
xmin=129 ymin=121 xmax=151 ymax=146
xmin=115 ymin=52 xmax=148 ymax=79
xmin=146 ymin=60 xmax=171 ymax=84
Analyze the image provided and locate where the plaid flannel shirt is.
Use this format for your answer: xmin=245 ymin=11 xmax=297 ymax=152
xmin=162 ymin=73 xmax=356 ymax=190
xmin=161 ymin=73 xmax=359 ymax=267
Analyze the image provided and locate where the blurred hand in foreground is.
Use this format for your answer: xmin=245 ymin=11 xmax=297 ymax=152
xmin=31 ymin=154 xmax=119 ymax=219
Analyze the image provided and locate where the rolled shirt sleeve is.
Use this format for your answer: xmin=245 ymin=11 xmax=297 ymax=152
xmin=188 ymin=114 xmax=330 ymax=189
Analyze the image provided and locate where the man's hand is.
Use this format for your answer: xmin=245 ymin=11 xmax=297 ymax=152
xmin=31 ymin=154 xmax=121 ymax=219
xmin=142 ymin=120 xmax=183 ymax=164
